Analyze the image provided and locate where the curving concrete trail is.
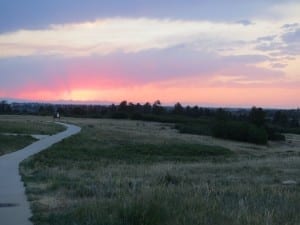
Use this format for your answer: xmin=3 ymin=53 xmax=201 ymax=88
xmin=0 ymin=122 xmax=81 ymax=225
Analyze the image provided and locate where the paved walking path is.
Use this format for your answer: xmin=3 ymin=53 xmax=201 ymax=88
xmin=0 ymin=122 xmax=81 ymax=225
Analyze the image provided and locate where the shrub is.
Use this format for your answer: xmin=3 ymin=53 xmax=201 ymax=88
xmin=175 ymin=123 xmax=212 ymax=136
xmin=130 ymin=113 xmax=143 ymax=120
xmin=266 ymin=126 xmax=286 ymax=141
xmin=247 ymin=125 xmax=268 ymax=144
xmin=111 ymin=112 xmax=128 ymax=119
xmin=212 ymin=121 xmax=268 ymax=145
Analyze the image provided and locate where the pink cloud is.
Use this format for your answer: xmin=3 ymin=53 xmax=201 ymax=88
xmin=0 ymin=48 xmax=299 ymax=108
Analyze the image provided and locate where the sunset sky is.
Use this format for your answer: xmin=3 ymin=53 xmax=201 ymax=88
xmin=0 ymin=0 xmax=299 ymax=108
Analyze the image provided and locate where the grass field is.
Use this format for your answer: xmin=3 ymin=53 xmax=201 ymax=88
xmin=0 ymin=115 xmax=65 ymax=156
xmin=19 ymin=117 xmax=300 ymax=225
xmin=0 ymin=134 xmax=36 ymax=156
xmin=0 ymin=115 xmax=65 ymax=135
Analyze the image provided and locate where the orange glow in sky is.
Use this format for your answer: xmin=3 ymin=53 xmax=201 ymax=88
xmin=13 ymin=79 xmax=300 ymax=108
xmin=1 ymin=9 xmax=300 ymax=108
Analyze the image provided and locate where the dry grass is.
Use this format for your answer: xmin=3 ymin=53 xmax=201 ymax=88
xmin=0 ymin=115 xmax=65 ymax=155
xmin=19 ymin=117 xmax=300 ymax=225
xmin=0 ymin=115 xmax=65 ymax=135
xmin=0 ymin=134 xmax=36 ymax=156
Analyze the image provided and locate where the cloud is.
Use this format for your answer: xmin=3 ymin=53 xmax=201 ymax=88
xmin=0 ymin=17 xmax=288 ymax=59
xmin=281 ymin=23 xmax=299 ymax=30
xmin=256 ymin=42 xmax=283 ymax=52
xmin=236 ymin=20 xmax=253 ymax=26
xmin=256 ymin=35 xmax=277 ymax=42
xmin=270 ymin=63 xmax=288 ymax=68
xmin=282 ymin=28 xmax=300 ymax=43
xmin=2 ymin=0 xmax=297 ymax=33
xmin=0 ymin=1 xmax=299 ymax=107
xmin=223 ymin=54 xmax=269 ymax=64
xmin=253 ymin=25 xmax=300 ymax=58
xmin=280 ymin=28 xmax=300 ymax=56
xmin=0 ymin=46 xmax=285 ymax=102
xmin=265 ymin=2 xmax=300 ymax=21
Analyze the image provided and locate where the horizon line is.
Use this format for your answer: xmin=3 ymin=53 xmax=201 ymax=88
xmin=1 ymin=97 xmax=299 ymax=110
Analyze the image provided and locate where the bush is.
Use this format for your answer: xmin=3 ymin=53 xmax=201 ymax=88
xmin=283 ymin=127 xmax=300 ymax=135
xmin=247 ymin=125 xmax=268 ymax=144
xmin=212 ymin=121 xmax=268 ymax=145
xmin=266 ymin=126 xmax=286 ymax=141
xmin=111 ymin=112 xmax=128 ymax=119
xmin=130 ymin=113 xmax=143 ymax=120
xmin=175 ymin=123 xmax=212 ymax=136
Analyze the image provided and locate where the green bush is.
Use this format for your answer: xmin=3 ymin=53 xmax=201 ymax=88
xmin=174 ymin=123 xmax=212 ymax=136
xmin=212 ymin=121 xmax=268 ymax=145
xmin=247 ymin=125 xmax=268 ymax=144
xmin=266 ymin=126 xmax=286 ymax=141
xmin=111 ymin=112 xmax=129 ymax=119
xmin=284 ymin=127 xmax=300 ymax=135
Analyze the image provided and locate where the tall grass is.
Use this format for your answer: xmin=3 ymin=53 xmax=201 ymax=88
xmin=20 ymin=118 xmax=300 ymax=225
xmin=0 ymin=134 xmax=36 ymax=156
xmin=0 ymin=116 xmax=65 ymax=134
xmin=0 ymin=116 xmax=65 ymax=155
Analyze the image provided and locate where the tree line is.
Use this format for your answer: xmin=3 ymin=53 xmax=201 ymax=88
xmin=1 ymin=100 xmax=299 ymax=144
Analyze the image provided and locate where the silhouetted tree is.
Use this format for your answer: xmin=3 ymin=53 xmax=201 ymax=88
xmin=118 ymin=100 xmax=127 ymax=112
xmin=152 ymin=100 xmax=164 ymax=115
xmin=72 ymin=106 xmax=86 ymax=116
xmin=185 ymin=105 xmax=192 ymax=116
xmin=273 ymin=110 xmax=288 ymax=127
xmin=127 ymin=102 xmax=135 ymax=113
xmin=249 ymin=107 xmax=265 ymax=127
xmin=290 ymin=117 xmax=300 ymax=128
xmin=0 ymin=100 xmax=11 ymax=114
xmin=109 ymin=104 xmax=117 ymax=113
xmin=173 ymin=102 xmax=184 ymax=114
xmin=192 ymin=106 xmax=200 ymax=117
xmin=215 ymin=108 xmax=230 ymax=121
xmin=143 ymin=102 xmax=152 ymax=114
xmin=135 ymin=103 xmax=142 ymax=113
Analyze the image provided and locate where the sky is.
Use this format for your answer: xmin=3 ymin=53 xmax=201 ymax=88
xmin=0 ymin=0 xmax=300 ymax=108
